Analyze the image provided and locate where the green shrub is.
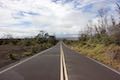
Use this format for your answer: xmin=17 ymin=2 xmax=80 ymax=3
xmin=24 ymin=52 xmax=33 ymax=56
xmin=9 ymin=53 xmax=17 ymax=60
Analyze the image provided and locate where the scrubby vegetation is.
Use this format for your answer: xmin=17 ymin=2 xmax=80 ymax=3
xmin=64 ymin=4 xmax=120 ymax=71
xmin=0 ymin=31 xmax=58 ymax=68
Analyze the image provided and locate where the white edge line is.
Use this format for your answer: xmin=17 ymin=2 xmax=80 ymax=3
xmin=0 ymin=45 xmax=55 ymax=74
xmin=61 ymin=43 xmax=69 ymax=80
xmin=87 ymin=57 xmax=120 ymax=75
xmin=60 ymin=44 xmax=64 ymax=80
xmin=63 ymin=42 xmax=120 ymax=75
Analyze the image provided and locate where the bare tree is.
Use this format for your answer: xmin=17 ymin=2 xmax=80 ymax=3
xmin=98 ymin=9 xmax=108 ymax=35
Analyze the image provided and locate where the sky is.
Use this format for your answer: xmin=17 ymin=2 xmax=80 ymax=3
xmin=0 ymin=0 xmax=119 ymax=38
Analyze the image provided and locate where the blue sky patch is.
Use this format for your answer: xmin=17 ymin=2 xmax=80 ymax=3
xmin=16 ymin=11 xmax=40 ymax=17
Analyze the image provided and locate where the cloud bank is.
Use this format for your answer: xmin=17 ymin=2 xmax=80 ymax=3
xmin=0 ymin=0 xmax=119 ymax=38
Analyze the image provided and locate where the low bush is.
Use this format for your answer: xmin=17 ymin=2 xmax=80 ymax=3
xmin=9 ymin=53 xmax=17 ymax=60
xmin=24 ymin=52 xmax=33 ymax=56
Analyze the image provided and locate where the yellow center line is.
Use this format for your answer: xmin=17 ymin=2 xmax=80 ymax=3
xmin=60 ymin=42 xmax=68 ymax=80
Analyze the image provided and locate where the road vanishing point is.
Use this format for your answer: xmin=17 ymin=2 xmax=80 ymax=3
xmin=0 ymin=42 xmax=120 ymax=80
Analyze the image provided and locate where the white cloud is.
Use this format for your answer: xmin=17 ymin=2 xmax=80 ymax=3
xmin=0 ymin=0 xmax=118 ymax=38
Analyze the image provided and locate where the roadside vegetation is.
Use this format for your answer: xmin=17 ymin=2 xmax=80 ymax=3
xmin=0 ymin=31 xmax=58 ymax=68
xmin=64 ymin=4 xmax=120 ymax=71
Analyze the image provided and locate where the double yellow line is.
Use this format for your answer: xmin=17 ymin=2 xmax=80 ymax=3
xmin=60 ymin=43 xmax=68 ymax=80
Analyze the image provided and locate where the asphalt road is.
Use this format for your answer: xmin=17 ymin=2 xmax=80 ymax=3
xmin=0 ymin=42 xmax=120 ymax=80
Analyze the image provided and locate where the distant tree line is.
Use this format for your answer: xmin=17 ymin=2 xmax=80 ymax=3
xmin=0 ymin=30 xmax=57 ymax=46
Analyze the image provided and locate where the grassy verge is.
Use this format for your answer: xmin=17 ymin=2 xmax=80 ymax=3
xmin=8 ymin=43 xmax=53 ymax=60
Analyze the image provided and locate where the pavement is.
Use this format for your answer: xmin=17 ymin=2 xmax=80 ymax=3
xmin=0 ymin=42 xmax=120 ymax=80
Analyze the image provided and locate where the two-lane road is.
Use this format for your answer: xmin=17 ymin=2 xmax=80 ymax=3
xmin=0 ymin=42 xmax=120 ymax=80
